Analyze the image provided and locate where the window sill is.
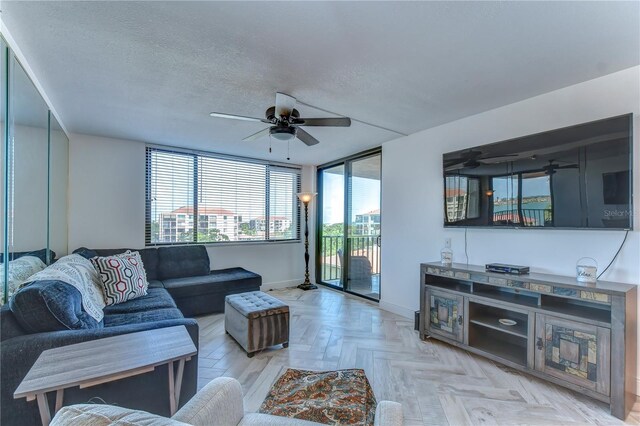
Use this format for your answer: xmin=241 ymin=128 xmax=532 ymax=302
xmin=145 ymin=239 xmax=302 ymax=248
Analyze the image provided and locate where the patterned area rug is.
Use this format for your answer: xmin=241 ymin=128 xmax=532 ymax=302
xmin=259 ymin=368 xmax=377 ymax=425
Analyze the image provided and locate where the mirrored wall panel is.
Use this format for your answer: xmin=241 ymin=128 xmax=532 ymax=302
xmin=1 ymin=39 xmax=6 ymax=299
xmin=11 ymin=57 xmax=49 ymax=255
xmin=1 ymin=38 xmax=69 ymax=303
xmin=49 ymin=114 xmax=69 ymax=259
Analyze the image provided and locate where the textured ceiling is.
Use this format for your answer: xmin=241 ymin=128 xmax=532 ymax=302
xmin=1 ymin=1 xmax=638 ymax=165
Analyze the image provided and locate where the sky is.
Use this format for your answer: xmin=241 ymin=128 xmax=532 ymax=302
xmin=493 ymin=175 xmax=551 ymax=200
xmin=322 ymin=172 xmax=380 ymax=224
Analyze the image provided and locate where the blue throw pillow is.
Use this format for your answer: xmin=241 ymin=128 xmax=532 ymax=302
xmin=9 ymin=280 xmax=103 ymax=333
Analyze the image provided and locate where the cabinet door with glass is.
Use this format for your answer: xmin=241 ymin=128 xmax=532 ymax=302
xmin=534 ymin=313 xmax=610 ymax=396
xmin=425 ymin=287 xmax=465 ymax=343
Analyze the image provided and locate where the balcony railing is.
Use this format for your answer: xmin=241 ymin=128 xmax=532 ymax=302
xmin=493 ymin=209 xmax=552 ymax=227
xmin=320 ymin=235 xmax=343 ymax=282
xmin=320 ymin=235 xmax=381 ymax=282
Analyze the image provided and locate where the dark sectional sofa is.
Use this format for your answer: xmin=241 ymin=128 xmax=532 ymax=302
xmin=76 ymin=245 xmax=262 ymax=317
xmin=0 ymin=244 xmax=261 ymax=426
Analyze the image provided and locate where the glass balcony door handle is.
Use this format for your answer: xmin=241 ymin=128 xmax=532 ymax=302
xmin=376 ymin=236 xmax=381 ymax=247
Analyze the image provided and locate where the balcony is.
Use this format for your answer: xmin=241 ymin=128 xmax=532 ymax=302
xmin=493 ymin=208 xmax=552 ymax=227
xmin=320 ymin=235 xmax=380 ymax=299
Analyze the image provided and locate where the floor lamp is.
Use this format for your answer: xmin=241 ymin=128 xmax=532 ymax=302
xmin=297 ymin=192 xmax=317 ymax=290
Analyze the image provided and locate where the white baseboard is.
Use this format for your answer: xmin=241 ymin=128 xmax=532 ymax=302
xmin=379 ymin=300 xmax=415 ymax=319
xmin=261 ymin=279 xmax=301 ymax=291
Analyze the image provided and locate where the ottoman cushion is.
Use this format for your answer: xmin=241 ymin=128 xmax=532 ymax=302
xmin=225 ymin=291 xmax=289 ymax=319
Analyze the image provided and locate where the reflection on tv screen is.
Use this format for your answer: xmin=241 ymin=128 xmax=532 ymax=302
xmin=443 ymin=114 xmax=632 ymax=229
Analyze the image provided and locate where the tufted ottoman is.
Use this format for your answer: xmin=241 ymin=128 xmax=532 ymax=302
xmin=224 ymin=291 xmax=290 ymax=357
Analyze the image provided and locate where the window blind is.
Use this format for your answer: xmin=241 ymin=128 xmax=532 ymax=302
xmin=145 ymin=146 xmax=301 ymax=245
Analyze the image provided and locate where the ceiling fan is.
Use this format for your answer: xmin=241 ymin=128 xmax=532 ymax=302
xmin=209 ymin=93 xmax=351 ymax=146
xmin=542 ymin=160 xmax=579 ymax=175
xmin=444 ymin=149 xmax=518 ymax=170
xmin=520 ymin=160 xmax=579 ymax=176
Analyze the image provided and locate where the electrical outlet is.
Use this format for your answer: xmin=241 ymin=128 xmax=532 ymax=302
xmin=445 ymin=238 xmax=451 ymax=249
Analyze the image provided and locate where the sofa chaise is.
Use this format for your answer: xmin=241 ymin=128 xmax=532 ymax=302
xmin=74 ymin=245 xmax=262 ymax=316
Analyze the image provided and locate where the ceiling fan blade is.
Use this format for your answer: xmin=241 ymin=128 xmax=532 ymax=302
xmin=444 ymin=163 xmax=465 ymax=171
xmin=479 ymin=155 xmax=521 ymax=165
xmin=444 ymin=160 xmax=463 ymax=168
xmin=210 ymin=112 xmax=271 ymax=124
xmin=243 ymin=128 xmax=270 ymax=141
xmin=292 ymin=117 xmax=351 ymax=127
xmin=275 ymin=92 xmax=296 ymax=118
xmin=476 ymin=154 xmax=518 ymax=164
xmin=482 ymin=153 xmax=518 ymax=160
xmin=296 ymin=128 xmax=320 ymax=146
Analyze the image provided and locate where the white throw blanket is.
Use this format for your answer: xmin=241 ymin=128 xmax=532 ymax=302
xmin=0 ymin=256 xmax=47 ymax=304
xmin=25 ymin=254 xmax=106 ymax=322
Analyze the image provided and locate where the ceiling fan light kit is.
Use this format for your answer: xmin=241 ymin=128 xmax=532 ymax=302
xmin=269 ymin=126 xmax=296 ymax=141
xmin=209 ymin=92 xmax=352 ymax=154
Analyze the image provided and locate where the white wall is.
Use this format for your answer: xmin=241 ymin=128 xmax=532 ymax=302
xmin=381 ymin=66 xmax=640 ymax=318
xmin=68 ymin=133 xmax=312 ymax=288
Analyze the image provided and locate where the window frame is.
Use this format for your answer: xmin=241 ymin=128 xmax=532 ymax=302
xmin=145 ymin=145 xmax=302 ymax=246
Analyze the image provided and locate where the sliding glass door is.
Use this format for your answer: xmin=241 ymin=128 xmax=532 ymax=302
xmin=317 ymin=149 xmax=381 ymax=301
xmin=347 ymin=154 xmax=381 ymax=299
xmin=319 ymin=164 xmax=345 ymax=287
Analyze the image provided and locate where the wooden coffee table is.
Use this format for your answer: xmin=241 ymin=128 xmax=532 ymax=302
xmin=14 ymin=325 xmax=197 ymax=426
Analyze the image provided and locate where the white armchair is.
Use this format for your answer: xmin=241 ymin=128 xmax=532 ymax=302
xmin=51 ymin=377 xmax=403 ymax=426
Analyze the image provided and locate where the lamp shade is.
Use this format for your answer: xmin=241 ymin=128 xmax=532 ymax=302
xmin=297 ymin=192 xmax=317 ymax=204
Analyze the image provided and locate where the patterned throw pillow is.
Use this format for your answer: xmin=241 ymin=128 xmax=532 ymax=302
xmin=91 ymin=251 xmax=149 ymax=305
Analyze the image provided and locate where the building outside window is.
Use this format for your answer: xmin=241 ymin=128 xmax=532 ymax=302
xmin=146 ymin=147 xmax=301 ymax=245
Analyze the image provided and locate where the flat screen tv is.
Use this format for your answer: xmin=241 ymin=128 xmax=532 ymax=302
xmin=443 ymin=113 xmax=633 ymax=229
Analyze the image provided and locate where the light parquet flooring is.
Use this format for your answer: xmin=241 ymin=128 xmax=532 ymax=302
xmin=195 ymin=287 xmax=640 ymax=425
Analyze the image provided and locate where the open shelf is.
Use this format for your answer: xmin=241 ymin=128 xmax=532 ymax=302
xmin=424 ymin=276 xmax=472 ymax=294
xmin=469 ymin=317 xmax=527 ymax=338
xmin=473 ymin=283 xmax=539 ymax=307
xmin=540 ymin=295 xmax=611 ymax=325
xmin=468 ymin=301 xmax=528 ymax=338
xmin=468 ymin=324 xmax=527 ymax=366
